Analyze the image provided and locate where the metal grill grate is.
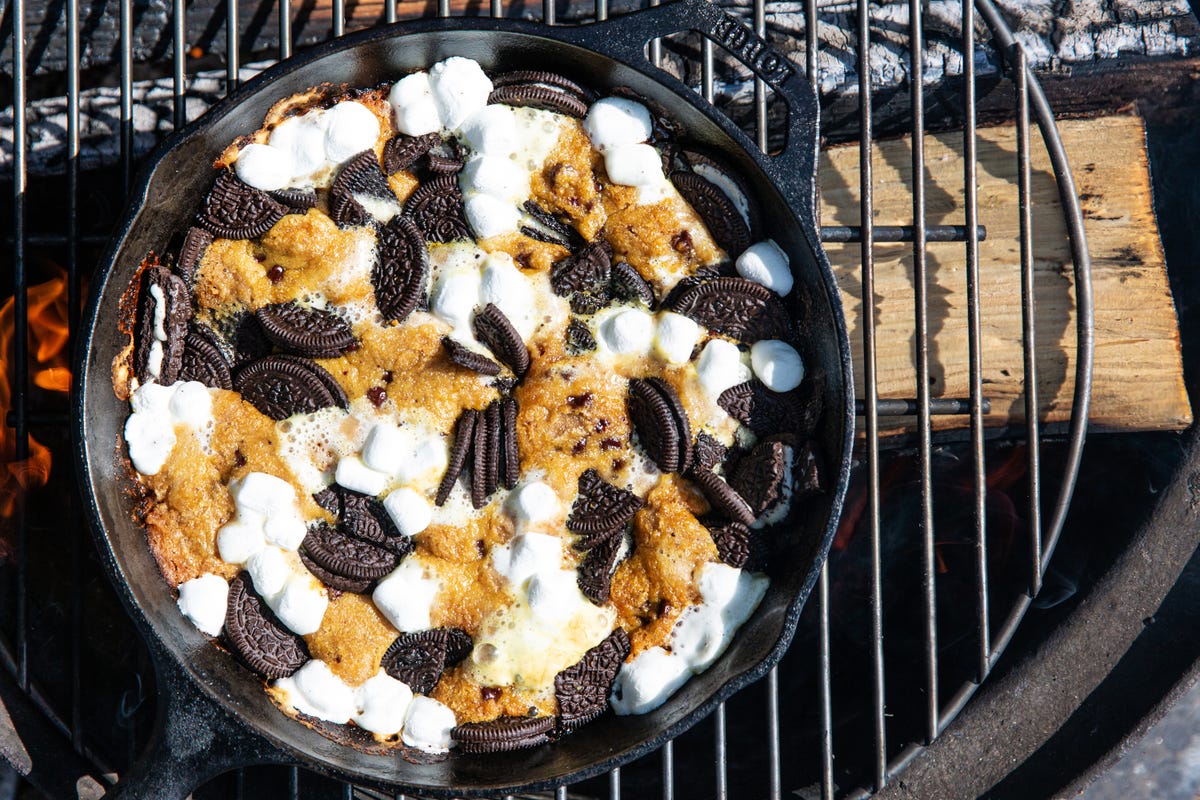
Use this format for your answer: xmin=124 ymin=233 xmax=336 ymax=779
xmin=2 ymin=0 xmax=1094 ymax=794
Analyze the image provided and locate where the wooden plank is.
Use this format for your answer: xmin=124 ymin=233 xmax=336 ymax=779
xmin=819 ymin=113 xmax=1191 ymax=436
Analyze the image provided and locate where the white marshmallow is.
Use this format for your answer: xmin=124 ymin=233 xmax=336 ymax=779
xmin=479 ymin=254 xmax=537 ymax=340
xmin=705 ymin=563 xmax=769 ymax=628
xmin=750 ymin=340 xmax=804 ymax=392
xmin=460 ymin=105 xmax=519 ymax=156
xmin=335 ymin=455 xmax=390 ymax=497
xmin=273 ymin=573 xmax=328 ymax=636
xmin=123 ymin=411 xmax=176 ymax=476
xmin=429 ymin=57 xmax=493 ymax=131
xmin=696 ymin=339 xmax=752 ymax=398
xmin=465 ymin=194 xmax=521 ymax=239
xmin=389 ymin=72 xmax=442 ymax=136
xmin=373 ymin=559 xmax=440 ymax=632
xmin=401 ymin=696 xmax=456 ymax=753
xmin=598 ymin=308 xmax=655 ymax=356
xmin=168 ymin=382 xmax=214 ymax=429
xmin=268 ymin=113 xmax=328 ymax=182
xmin=230 ymin=472 xmax=307 ymax=551
xmin=361 ymin=423 xmax=407 ymax=475
xmin=383 ymin=487 xmax=433 ymax=538
xmin=176 ymin=574 xmax=229 ymax=637
xmin=125 ymin=381 xmax=214 ymax=476
xmin=245 ymin=546 xmax=291 ymax=600
xmin=527 ymin=570 xmax=582 ymax=625
xmin=460 ymin=155 xmax=528 ymax=201
xmin=735 ymin=240 xmax=793 ymax=296
xmin=234 ymin=143 xmax=294 ymax=191
xmin=323 ymin=101 xmax=381 ymax=164
xmin=696 ymin=561 xmax=744 ymax=609
xmin=654 ymin=312 xmax=701 ymax=365
xmin=584 ymin=97 xmax=653 ymax=151
xmin=395 ymin=436 xmax=449 ymax=486
xmin=508 ymin=481 xmax=558 ymax=525
xmin=276 ymin=660 xmax=356 ymax=723
xmin=216 ymin=520 xmax=267 ymax=564
xmin=668 ymin=605 xmax=727 ymax=672
xmin=609 ymin=646 xmax=691 ymax=715
xmin=431 ymin=262 xmax=483 ymax=333
xmin=355 ymin=671 xmax=414 ymax=736
xmin=603 ymin=144 xmax=664 ymax=188
xmin=492 ymin=532 xmax=561 ymax=587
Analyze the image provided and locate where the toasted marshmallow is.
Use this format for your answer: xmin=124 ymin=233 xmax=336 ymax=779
xmin=383 ymin=487 xmax=433 ymax=537
xmin=389 ymin=72 xmax=441 ymax=136
xmin=355 ymin=671 xmax=414 ymax=736
xmin=460 ymin=155 xmax=528 ymax=201
xmin=374 ymin=558 xmax=440 ymax=632
xmin=273 ymin=573 xmax=329 ymax=635
xmin=234 ymin=142 xmax=294 ymax=191
xmin=492 ymin=532 xmax=561 ymax=587
xmin=401 ymin=696 xmax=456 ymax=753
xmin=584 ymin=97 xmax=653 ymax=151
xmin=465 ymin=194 xmax=521 ymax=239
xmin=609 ymin=646 xmax=691 ymax=715
xmin=268 ymin=113 xmax=328 ymax=182
xmin=176 ymin=573 xmax=229 ymax=636
xmin=125 ymin=381 xmax=214 ymax=475
xmin=750 ymin=340 xmax=804 ymax=392
xmin=508 ymin=481 xmax=559 ymax=526
xmin=654 ymin=312 xmax=701 ymax=364
xmin=598 ymin=308 xmax=655 ymax=356
xmin=736 ymin=240 xmax=793 ymax=296
xmin=603 ymin=144 xmax=664 ymax=188
xmin=429 ymin=57 xmax=493 ymax=131
xmin=460 ymin=105 xmax=519 ymax=156
xmin=324 ymin=101 xmax=381 ymax=164
xmin=696 ymin=339 xmax=752 ymax=398
xmin=276 ymin=660 xmax=356 ymax=723
xmin=216 ymin=520 xmax=267 ymax=564
xmin=335 ymin=455 xmax=390 ymax=497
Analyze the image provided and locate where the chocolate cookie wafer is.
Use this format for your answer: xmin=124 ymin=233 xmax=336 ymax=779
xmin=665 ymin=277 xmax=792 ymax=342
xmin=383 ymin=132 xmax=440 ymax=174
xmin=452 ymin=716 xmax=556 ymax=754
xmin=178 ymin=324 xmax=232 ymax=390
xmin=405 ymin=174 xmax=470 ymax=242
xmin=436 ymin=408 xmax=478 ymax=506
xmin=670 ymin=171 xmax=752 ymax=258
xmin=255 ymin=302 xmax=356 ymax=358
xmin=381 ymin=628 xmax=473 ymax=695
xmin=473 ymin=303 xmax=530 ymax=378
xmin=233 ymin=355 xmax=346 ymax=420
xmin=555 ymin=628 xmax=631 ymax=733
xmin=567 ymin=469 xmax=644 ymax=545
xmin=373 ymin=215 xmax=429 ymax=324
xmin=133 ymin=265 xmax=190 ymax=386
xmin=197 ymin=171 xmax=288 ymax=240
xmin=224 ymin=573 xmax=309 ymax=679
xmin=442 ymin=336 xmax=502 ymax=376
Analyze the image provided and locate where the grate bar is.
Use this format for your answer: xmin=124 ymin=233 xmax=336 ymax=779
xmin=173 ymin=0 xmax=186 ymax=128
xmin=12 ymin=0 xmax=29 ymax=696
xmin=120 ymin=0 xmax=134 ymax=195
xmin=281 ymin=0 xmax=293 ymax=57
xmin=227 ymin=0 xmax=240 ymax=91
xmin=334 ymin=0 xmax=346 ymax=35
xmin=858 ymin=397 xmax=991 ymax=417
xmin=609 ymin=766 xmax=620 ymax=799
xmin=714 ymin=702 xmax=727 ymax=799
xmin=386 ymin=0 xmax=397 ymax=25
xmin=767 ymin=667 xmax=781 ymax=799
xmin=544 ymin=0 xmax=555 ymax=24
xmin=661 ymin=738 xmax=674 ymax=800
xmin=753 ymin=0 xmax=767 ymax=153
xmin=821 ymin=225 xmax=986 ymax=243
xmin=1015 ymin=44 xmax=1043 ymax=598
xmin=963 ymin=0 xmax=992 ymax=688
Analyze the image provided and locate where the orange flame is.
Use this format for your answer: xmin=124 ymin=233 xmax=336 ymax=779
xmin=1 ymin=266 xmax=72 ymax=521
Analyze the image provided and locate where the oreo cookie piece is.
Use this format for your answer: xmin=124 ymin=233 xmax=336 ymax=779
xmin=442 ymin=336 xmax=501 ymax=376
xmin=329 ymin=150 xmax=396 ymax=228
xmin=381 ymin=628 xmax=473 ymax=695
xmin=178 ymin=325 xmax=232 ymax=390
xmin=555 ymin=628 xmax=631 ymax=733
xmin=470 ymin=404 xmax=497 ymax=509
xmin=436 ymin=409 xmax=479 ymax=506
xmin=718 ymin=380 xmax=803 ymax=437
xmin=224 ymin=573 xmax=309 ymax=679
xmin=374 ymin=215 xmax=429 ymax=324
xmin=301 ymin=521 xmax=400 ymax=581
xmin=175 ymin=226 xmax=213 ymax=283
xmin=610 ymin=261 xmax=656 ymax=308
xmin=705 ymin=519 xmax=767 ymax=571
xmin=577 ymin=531 xmax=627 ymax=605
xmin=521 ymin=201 xmax=584 ymax=250
xmin=499 ymin=397 xmax=519 ymax=490
xmin=665 ymin=277 xmax=792 ymax=342
xmin=473 ymin=303 xmax=530 ymax=379
xmin=692 ymin=432 xmax=728 ymax=472
xmin=681 ymin=148 xmax=763 ymax=240
xmin=232 ymin=311 xmax=272 ymax=366
xmin=483 ymin=401 xmax=502 ymax=497
xmin=269 ymin=188 xmax=319 ymax=212
xmin=452 ymin=716 xmax=556 ymax=754
xmin=489 ymin=84 xmax=589 ymax=118
xmin=567 ymin=468 xmax=644 ymax=544
xmin=197 ymin=171 xmax=288 ymax=240
xmin=383 ymin=132 xmax=441 ymax=174
xmin=492 ymin=70 xmax=592 ymax=100
xmin=728 ymin=440 xmax=792 ymax=518
xmin=133 ymin=265 xmax=190 ymax=386
xmin=233 ymin=355 xmax=346 ymax=420
xmin=255 ymin=302 xmax=356 ymax=358
xmin=670 ymin=171 xmax=751 ymax=258
xmin=405 ymin=174 xmax=471 ymax=243
xmin=299 ymin=549 xmax=375 ymax=594
xmin=794 ymin=439 xmax=827 ymax=498
xmin=627 ymin=377 xmax=692 ymax=474
xmin=565 ymin=319 xmax=596 ymax=355
xmin=690 ymin=468 xmax=756 ymax=527
xmin=425 ymin=153 xmax=464 ymax=174
xmin=644 ymin=376 xmax=693 ymax=474
xmin=314 ymin=485 xmax=412 ymax=557
xmin=550 ymin=240 xmax=612 ymax=314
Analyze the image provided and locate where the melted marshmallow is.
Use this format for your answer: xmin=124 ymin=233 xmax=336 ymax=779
xmin=584 ymin=97 xmax=653 ymax=151
xmin=176 ymin=573 xmax=230 ymax=636
xmin=124 ymin=381 xmax=214 ymax=475
xmin=696 ymin=339 xmax=752 ymax=398
xmin=276 ymin=660 xmax=357 ymax=723
xmin=401 ymin=696 xmax=457 ymax=753
xmin=236 ymin=101 xmax=381 ymax=191
xmin=373 ymin=557 xmax=441 ymax=632
xmin=355 ymin=671 xmax=414 ymax=736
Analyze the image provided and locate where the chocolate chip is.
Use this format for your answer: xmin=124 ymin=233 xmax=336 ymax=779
xmin=178 ymin=324 xmax=232 ymax=390
xmin=567 ymin=468 xmax=644 ymax=545
xmin=383 ymin=132 xmax=441 ymax=174
xmin=436 ymin=409 xmax=478 ymax=506
xmin=255 ymin=302 xmax=356 ymax=358
xmin=373 ymin=215 xmax=429 ymax=324
xmin=233 ymin=354 xmax=347 ymax=420
xmin=452 ymin=715 xmax=556 ymax=754
xmin=442 ymin=336 xmax=502 ymax=376
xmin=266 ymin=264 xmax=285 ymax=283
xmin=133 ymin=265 xmax=190 ymax=386
xmin=555 ymin=628 xmax=630 ymax=733
xmin=405 ymin=174 xmax=471 ymax=243
xmin=664 ymin=276 xmax=792 ymax=343
xmin=381 ymin=628 xmax=473 ymax=695
xmin=224 ymin=573 xmax=309 ymax=679
xmin=197 ymin=171 xmax=288 ymax=240
xmin=473 ymin=303 xmax=530 ymax=379
xmin=367 ymin=386 xmax=387 ymax=407
xmin=669 ymin=171 xmax=751 ymax=258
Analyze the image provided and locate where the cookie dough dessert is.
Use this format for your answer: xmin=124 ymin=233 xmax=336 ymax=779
xmin=116 ymin=57 xmax=825 ymax=756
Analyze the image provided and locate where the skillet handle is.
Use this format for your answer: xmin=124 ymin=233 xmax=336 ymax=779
xmin=557 ymin=0 xmax=820 ymax=223
xmin=104 ymin=639 xmax=296 ymax=799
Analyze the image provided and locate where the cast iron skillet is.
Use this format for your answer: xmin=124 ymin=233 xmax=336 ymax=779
xmin=74 ymin=2 xmax=854 ymax=795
